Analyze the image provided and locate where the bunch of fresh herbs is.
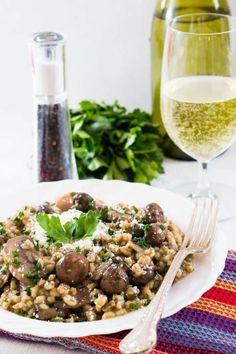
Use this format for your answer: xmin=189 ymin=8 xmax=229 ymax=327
xmin=70 ymin=101 xmax=164 ymax=184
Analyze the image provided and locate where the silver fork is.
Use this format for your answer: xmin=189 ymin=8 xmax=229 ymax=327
xmin=119 ymin=196 xmax=219 ymax=354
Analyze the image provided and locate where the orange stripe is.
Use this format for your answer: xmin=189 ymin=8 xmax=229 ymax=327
xmin=81 ymin=336 xmax=121 ymax=353
xmin=189 ymin=297 xmax=236 ymax=319
xmin=215 ymin=279 xmax=236 ymax=292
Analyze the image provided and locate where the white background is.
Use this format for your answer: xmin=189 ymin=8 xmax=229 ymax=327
xmin=0 ymin=0 xmax=235 ymax=188
xmin=0 ymin=1 xmax=236 ymax=353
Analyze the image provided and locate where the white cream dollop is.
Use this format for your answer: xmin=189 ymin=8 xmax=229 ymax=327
xmin=33 ymin=209 xmax=108 ymax=251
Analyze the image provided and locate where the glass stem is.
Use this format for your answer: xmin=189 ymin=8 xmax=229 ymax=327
xmin=194 ymin=162 xmax=211 ymax=198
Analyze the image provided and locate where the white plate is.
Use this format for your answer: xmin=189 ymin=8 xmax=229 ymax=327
xmin=0 ymin=179 xmax=227 ymax=338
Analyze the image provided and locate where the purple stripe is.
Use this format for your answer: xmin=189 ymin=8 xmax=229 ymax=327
xmin=159 ymin=318 xmax=236 ymax=353
xmin=169 ymin=308 xmax=236 ymax=334
xmin=157 ymin=339 xmax=221 ymax=354
xmin=218 ymin=270 xmax=236 ymax=283
xmin=224 ymin=258 xmax=236 ymax=272
xmin=157 ymin=329 xmax=232 ymax=354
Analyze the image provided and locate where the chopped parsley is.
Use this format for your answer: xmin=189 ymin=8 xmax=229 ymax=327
xmin=33 ymin=239 xmax=40 ymax=251
xmin=19 ymin=310 xmax=28 ymax=317
xmin=4 ymin=259 xmax=9 ymax=272
xmin=18 ymin=211 xmax=24 ymax=218
xmin=75 ymin=246 xmax=81 ymax=253
xmin=14 ymin=210 xmax=24 ymax=222
xmin=132 ymin=205 xmax=139 ymax=213
xmin=143 ymin=224 xmax=152 ymax=232
xmin=51 ymin=316 xmax=62 ymax=322
xmin=22 ymin=227 xmax=30 ymax=235
xmin=100 ymin=249 xmax=111 ymax=262
xmin=25 ymin=271 xmax=39 ymax=285
xmin=34 ymin=261 xmax=42 ymax=271
xmin=25 ymin=287 xmax=31 ymax=296
xmin=108 ymin=228 xmax=115 ymax=236
xmin=0 ymin=222 xmax=6 ymax=236
xmin=12 ymin=250 xmax=21 ymax=268
xmin=159 ymin=224 xmax=165 ymax=231
xmin=82 ymin=249 xmax=89 ymax=256
xmin=100 ymin=206 xmax=109 ymax=221
xmin=101 ymin=254 xmax=111 ymax=262
xmin=144 ymin=299 xmax=151 ymax=306
xmin=12 ymin=250 xmax=19 ymax=257
xmin=132 ymin=237 xmax=150 ymax=249
xmin=129 ymin=303 xmax=138 ymax=311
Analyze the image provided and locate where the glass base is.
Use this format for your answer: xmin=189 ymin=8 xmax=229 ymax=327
xmin=168 ymin=182 xmax=236 ymax=222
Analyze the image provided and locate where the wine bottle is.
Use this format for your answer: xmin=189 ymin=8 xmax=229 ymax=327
xmin=151 ymin=0 xmax=231 ymax=160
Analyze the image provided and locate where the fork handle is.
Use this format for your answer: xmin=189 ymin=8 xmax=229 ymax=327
xmin=119 ymin=249 xmax=190 ymax=354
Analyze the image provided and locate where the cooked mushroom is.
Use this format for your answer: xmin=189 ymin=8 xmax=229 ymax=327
xmin=146 ymin=224 xmax=167 ymax=246
xmin=53 ymin=300 xmax=70 ymax=318
xmin=132 ymin=224 xmax=144 ymax=238
xmin=93 ymin=262 xmax=111 ymax=281
xmin=35 ymin=202 xmax=55 ymax=214
xmin=131 ymin=266 xmax=155 ymax=286
xmin=56 ymin=253 xmax=89 ymax=285
xmin=62 ymin=288 xmax=91 ymax=309
xmin=55 ymin=193 xmax=74 ymax=212
xmin=100 ymin=264 xmax=129 ymax=295
xmin=36 ymin=308 xmax=59 ymax=321
xmin=3 ymin=236 xmax=41 ymax=285
xmin=143 ymin=203 xmax=165 ymax=224
xmin=107 ymin=209 xmax=132 ymax=223
xmin=73 ymin=193 xmax=95 ymax=212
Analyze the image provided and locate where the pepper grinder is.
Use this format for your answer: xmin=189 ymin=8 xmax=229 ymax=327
xmin=30 ymin=32 xmax=75 ymax=182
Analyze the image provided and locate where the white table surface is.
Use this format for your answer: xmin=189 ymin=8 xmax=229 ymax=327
xmin=0 ymin=0 xmax=236 ymax=353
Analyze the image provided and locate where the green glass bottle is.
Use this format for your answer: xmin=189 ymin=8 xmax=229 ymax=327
xmin=151 ymin=0 xmax=231 ymax=160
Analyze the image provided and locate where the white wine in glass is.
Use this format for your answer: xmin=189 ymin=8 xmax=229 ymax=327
xmin=162 ymin=76 xmax=236 ymax=162
xmin=161 ymin=14 xmax=236 ymax=213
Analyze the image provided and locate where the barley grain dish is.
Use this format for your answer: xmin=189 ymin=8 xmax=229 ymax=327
xmin=0 ymin=192 xmax=194 ymax=323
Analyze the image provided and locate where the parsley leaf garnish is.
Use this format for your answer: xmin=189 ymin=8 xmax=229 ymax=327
xmin=36 ymin=210 xmax=100 ymax=244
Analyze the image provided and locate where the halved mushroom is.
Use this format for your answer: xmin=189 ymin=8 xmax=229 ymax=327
xmin=130 ymin=266 xmax=155 ymax=286
xmin=3 ymin=236 xmax=41 ymax=285
xmin=36 ymin=308 xmax=58 ymax=321
xmin=107 ymin=209 xmax=132 ymax=223
xmin=35 ymin=202 xmax=55 ymax=215
xmin=62 ymin=288 xmax=91 ymax=309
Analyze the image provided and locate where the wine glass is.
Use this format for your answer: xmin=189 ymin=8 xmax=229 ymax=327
xmin=161 ymin=13 xmax=236 ymax=215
